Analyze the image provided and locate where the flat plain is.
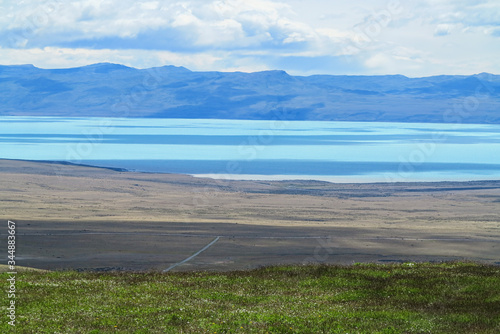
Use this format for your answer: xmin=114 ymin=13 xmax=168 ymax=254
xmin=0 ymin=159 xmax=499 ymax=271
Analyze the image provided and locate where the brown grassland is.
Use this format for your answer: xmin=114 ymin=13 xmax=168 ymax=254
xmin=0 ymin=159 xmax=499 ymax=272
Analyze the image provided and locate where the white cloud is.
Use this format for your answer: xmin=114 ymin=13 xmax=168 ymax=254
xmin=0 ymin=0 xmax=499 ymax=76
xmin=490 ymin=27 xmax=500 ymax=37
xmin=434 ymin=24 xmax=452 ymax=36
xmin=421 ymin=0 xmax=500 ymax=37
xmin=1 ymin=0 xmax=317 ymax=50
xmin=0 ymin=46 xmax=222 ymax=70
xmin=440 ymin=1 xmax=500 ymax=27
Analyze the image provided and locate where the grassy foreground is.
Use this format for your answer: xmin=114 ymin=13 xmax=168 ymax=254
xmin=1 ymin=262 xmax=499 ymax=333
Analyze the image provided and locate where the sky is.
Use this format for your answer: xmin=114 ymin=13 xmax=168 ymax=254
xmin=1 ymin=0 xmax=499 ymax=76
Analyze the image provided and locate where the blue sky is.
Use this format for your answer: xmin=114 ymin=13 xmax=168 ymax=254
xmin=1 ymin=0 xmax=499 ymax=76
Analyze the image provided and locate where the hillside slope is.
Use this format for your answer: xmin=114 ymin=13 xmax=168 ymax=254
xmin=1 ymin=63 xmax=499 ymax=123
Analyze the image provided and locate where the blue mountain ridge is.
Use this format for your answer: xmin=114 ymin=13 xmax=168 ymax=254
xmin=1 ymin=63 xmax=499 ymax=123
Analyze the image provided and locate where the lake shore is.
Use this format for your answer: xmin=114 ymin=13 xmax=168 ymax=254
xmin=1 ymin=159 xmax=499 ymax=271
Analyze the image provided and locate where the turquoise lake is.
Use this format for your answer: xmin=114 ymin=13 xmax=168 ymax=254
xmin=1 ymin=116 xmax=500 ymax=182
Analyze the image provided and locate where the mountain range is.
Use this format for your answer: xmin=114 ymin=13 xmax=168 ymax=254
xmin=1 ymin=63 xmax=499 ymax=123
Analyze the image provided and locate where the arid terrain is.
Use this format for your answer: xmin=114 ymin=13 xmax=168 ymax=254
xmin=1 ymin=159 xmax=499 ymax=271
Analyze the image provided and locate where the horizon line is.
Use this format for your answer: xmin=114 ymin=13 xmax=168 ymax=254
xmin=1 ymin=62 xmax=497 ymax=79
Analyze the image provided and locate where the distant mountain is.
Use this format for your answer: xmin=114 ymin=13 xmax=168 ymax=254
xmin=1 ymin=63 xmax=499 ymax=123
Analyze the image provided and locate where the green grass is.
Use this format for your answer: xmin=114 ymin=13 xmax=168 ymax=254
xmin=1 ymin=262 xmax=500 ymax=333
